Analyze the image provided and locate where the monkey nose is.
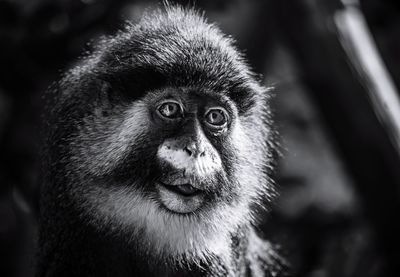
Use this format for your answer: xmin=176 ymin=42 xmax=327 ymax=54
xmin=184 ymin=143 xmax=205 ymax=157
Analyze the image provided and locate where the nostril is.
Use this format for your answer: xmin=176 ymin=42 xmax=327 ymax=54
xmin=184 ymin=146 xmax=193 ymax=156
xmin=200 ymin=151 xmax=205 ymax=157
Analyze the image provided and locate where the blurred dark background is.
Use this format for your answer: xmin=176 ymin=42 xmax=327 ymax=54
xmin=1 ymin=0 xmax=400 ymax=276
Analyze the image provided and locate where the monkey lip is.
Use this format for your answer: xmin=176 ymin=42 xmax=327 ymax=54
xmin=156 ymin=182 xmax=205 ymax=214
xmin=160 ymin=182 xmax=202 ymax=197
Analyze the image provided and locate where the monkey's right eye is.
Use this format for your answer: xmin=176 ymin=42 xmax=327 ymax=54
xmin=157 ymin=101 xmax=183 ymax=119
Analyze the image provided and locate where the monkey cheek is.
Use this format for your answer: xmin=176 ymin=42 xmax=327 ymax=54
xmin=156 ymin=183 xmax=205 ymax=214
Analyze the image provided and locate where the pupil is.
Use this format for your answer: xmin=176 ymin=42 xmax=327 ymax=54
xmin=159 ymin=102 xmax=181 ymax=118
xmin=208 ymin=110 xmax=225 ymax=125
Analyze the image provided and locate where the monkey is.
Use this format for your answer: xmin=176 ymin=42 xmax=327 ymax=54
xmin=37 ymin=5 xmax=290 ymax=277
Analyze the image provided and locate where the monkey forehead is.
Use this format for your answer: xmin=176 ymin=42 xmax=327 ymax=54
xmin=85 ymin=7 xmax=266 ymax=112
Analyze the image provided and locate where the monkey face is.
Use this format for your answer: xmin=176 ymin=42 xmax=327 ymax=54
xmin=71 ymin=85 xmax=263 ymax=213
xmin=45 ymin=7 xmax=275 ymax=263
xmin=147 ymin=88 xmax=237 ymax=214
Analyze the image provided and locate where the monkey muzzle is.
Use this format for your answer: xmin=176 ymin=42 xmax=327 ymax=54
xmin=155 ymin=136 xmax=222 ymax=213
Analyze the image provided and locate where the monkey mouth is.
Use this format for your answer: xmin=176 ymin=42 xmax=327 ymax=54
xmin=156 ymin=182 xmax=205 ymax=214
xmin=160 ymin=182 xmax=202 ymax=197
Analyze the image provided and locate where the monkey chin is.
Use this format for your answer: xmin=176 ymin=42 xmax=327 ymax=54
xmin=156 ymin=182 xmax=205 ymax=214
xmin=81 ymin=181 xmax=252 ymax=265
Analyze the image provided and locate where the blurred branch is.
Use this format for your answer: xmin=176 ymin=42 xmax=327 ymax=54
xmin=270 ymin=0 xmax=400 ymax=276
xmin=335 ymin=2 xmax=400 ymax=154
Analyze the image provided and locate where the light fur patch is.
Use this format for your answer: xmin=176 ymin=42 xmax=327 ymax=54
xmin=157 ymin=142 xmax=222 ymax=177
xmin=81 ymin=184 xmax=250 ymax=266
xmin=70 ymin=101 xmax=149 ymax=176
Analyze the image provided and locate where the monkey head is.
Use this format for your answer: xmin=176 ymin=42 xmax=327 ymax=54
xmin=43 ymin=7 xmax=276 ymax=265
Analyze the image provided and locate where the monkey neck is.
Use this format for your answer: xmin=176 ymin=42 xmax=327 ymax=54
xmin=36 ymin=211 xmax=256 ymax=277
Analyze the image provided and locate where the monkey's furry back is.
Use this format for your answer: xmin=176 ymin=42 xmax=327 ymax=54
xmin=39 ymin=5 xmax=289 ymax=277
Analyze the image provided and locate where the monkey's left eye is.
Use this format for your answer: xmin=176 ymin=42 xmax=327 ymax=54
xmin=157 ymin=101 xmax=183 ymax=119
xmin=205 ymin=108 xmax=228 ymax=127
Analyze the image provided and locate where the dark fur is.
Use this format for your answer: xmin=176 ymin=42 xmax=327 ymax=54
xmin=38 ymin=6 xmax=289 ymax=277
